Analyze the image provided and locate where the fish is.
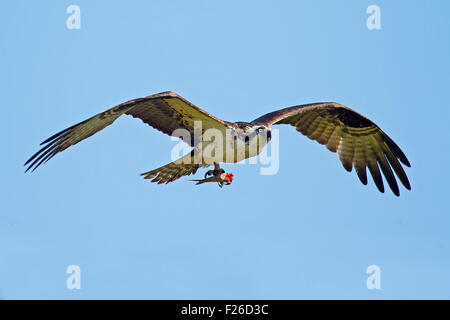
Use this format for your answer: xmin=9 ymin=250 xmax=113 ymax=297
xmin=191 ymin=173 xmax=234 ymax=187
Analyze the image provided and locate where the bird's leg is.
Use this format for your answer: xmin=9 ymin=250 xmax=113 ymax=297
xmin=213 ymin=163 xmax=226 ymax=187
xmin=204 ymin=162 xmax=225 ymax=178
xmin=204 ymin=163 xmax=227 ymax=187
xmin=204 ymin=170 xmax=213 ymax=179
xmin=213 ymin=162 xmax=225 ymax=177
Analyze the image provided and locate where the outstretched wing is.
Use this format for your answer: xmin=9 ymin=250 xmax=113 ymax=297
xmin=253 ymin=103 xmax=411 ymax=196
xmin=25 ymin=91 xmax=230 ymax=172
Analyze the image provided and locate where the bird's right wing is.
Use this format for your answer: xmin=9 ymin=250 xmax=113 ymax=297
xmin=25 ymin=91 xmax=231 ymax=172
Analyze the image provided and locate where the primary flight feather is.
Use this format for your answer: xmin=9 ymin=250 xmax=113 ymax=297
xmin=25 ymin=91 xmax=411 ymax=196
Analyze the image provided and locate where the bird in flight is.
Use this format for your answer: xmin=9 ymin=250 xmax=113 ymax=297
xmin=25 ymin=91 xmax=411 ymax=196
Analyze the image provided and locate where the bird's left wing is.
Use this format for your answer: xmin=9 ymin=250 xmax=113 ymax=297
xmin=25 ymin=91 xmax=230 ymax=172
xmin=253 ymin=103 xmax=411 ymax=196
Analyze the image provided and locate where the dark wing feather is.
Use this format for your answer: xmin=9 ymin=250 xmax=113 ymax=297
xmin=124 ymin=91 xmax=231 ymax=144
xmin=253 ymin=103 xmax=411 ymax=196
xmin=25 ymin=91 xmax=229 ymax=172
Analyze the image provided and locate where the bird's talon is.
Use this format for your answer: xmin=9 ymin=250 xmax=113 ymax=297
xmin=212 ymin=168 xmax=225 ymax=177
xmin=204 ymin=170 xmax=214 ymax=178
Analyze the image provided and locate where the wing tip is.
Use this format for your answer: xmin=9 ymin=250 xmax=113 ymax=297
xmin=402 ymin=158 xmax=411 ymax=167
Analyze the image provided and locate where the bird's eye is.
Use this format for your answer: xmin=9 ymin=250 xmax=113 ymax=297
xmin=256 ymin=127 xmax=264 ymax=133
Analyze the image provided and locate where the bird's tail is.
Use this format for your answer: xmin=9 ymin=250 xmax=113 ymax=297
xmin=141 ymin=151 xmax=211 ymax=184
xmin=140 ymin=161 xmax=199 ymax=184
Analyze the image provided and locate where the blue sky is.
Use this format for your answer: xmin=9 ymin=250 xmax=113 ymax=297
xmin=1 ymin=0 xmax=449 ymax=299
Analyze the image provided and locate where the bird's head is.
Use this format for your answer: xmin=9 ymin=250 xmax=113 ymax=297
xmin=242 ymin=124 xmax=272 ymax=144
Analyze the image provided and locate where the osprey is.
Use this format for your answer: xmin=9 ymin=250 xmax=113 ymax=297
xmin=25 ymin=91 xmax=411 ymax=196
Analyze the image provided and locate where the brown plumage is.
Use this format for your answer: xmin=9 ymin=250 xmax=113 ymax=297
xmin=253 ymin=103 xmax=411 ymax=196
xmin=24 ymin=92 xmax=229 ymax=183
xmin=25 ymin=91 xmax=411 ymax=196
